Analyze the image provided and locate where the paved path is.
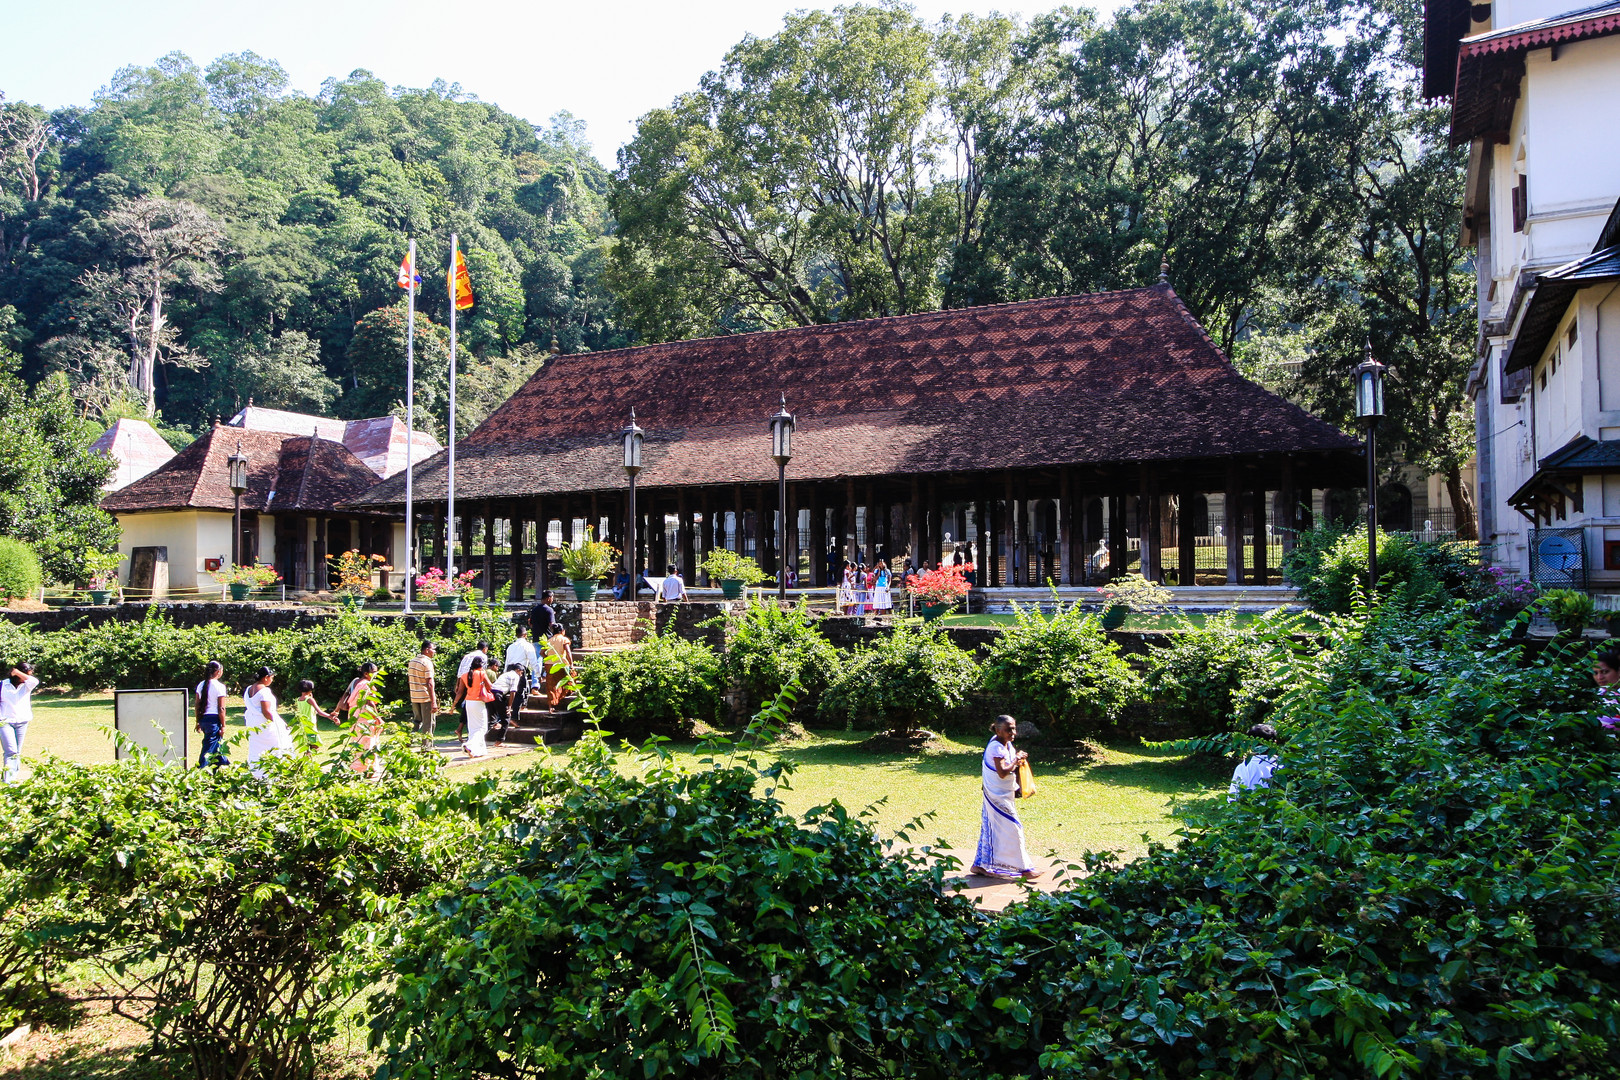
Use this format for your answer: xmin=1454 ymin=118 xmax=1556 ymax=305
xmin=427 ymin=734 xmax=541 ymax=767
xmin=942 ymin=855 xmax=1073 ymax=912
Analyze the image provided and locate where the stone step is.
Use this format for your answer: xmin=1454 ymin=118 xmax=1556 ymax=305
xmin=504 ymin=720 xmax=584 ymax=745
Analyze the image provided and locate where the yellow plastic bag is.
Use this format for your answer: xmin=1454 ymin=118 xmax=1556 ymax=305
xmin=1016 ymin=759 xmax=1037 ymax=799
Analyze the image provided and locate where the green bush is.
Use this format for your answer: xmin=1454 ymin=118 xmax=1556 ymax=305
xmin=1284 ymin=524 xmax=1452 ymax=613
xmin=817 ymin=620 xmax=977 ymax=735
xmin=431 ymin=585 xmax=518 ymax=689
xmin=576 ymin=623 xmax=722 ymax=737
xmin=0 ymin=738 xmax=474 ymax=1080
xmin=367 ymin=738 xmax=983 ymax=1079
xmin=0 ymin=618 xmax=36 ymax=669
xmin=980 ymin=600 xmax=1140 ymax=739
xmin=0 ymin=537 xmax=42 ymax=600
xmin=1143 ymin=610 xmax=1302 ymax=735
xmin=720 ymin=598 xmax=841 ymax=706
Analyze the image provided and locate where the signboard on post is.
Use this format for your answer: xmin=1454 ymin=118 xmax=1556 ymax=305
xmin=114 ymin=688 xmax=191 ymax=766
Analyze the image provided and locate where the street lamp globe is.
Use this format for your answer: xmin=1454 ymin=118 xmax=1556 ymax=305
xmin=769 ymin=394 xmax=795 ymax=466
xmin=621 ymin=408 xmax=644 ymax=476
xmin=1354 ymin=341 xmax=1385 ymax=424
xmin=227 ymin=440 xmax=250 ymax=494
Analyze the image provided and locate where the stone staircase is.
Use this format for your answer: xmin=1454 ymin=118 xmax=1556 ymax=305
xmin=504 ymin=685 xmax=586 ymax=746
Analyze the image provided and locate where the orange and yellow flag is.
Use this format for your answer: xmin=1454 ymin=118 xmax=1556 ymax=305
xmin=449 ymin=249 xmax=474 ymax=310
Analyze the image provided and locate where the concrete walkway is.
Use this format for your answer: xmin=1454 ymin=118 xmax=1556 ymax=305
xmin=943 ymin=855 xmax=1072 ymax=912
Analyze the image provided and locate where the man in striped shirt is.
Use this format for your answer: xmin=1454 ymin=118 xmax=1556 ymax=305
xmin=407 ymin=641 xmax=438 ymax=747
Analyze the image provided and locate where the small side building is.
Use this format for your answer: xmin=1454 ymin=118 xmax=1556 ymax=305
xmin=101 ymin=424 xmax=403 ymax=596
xmin=90 ymin=418 xmax=177 ymax=491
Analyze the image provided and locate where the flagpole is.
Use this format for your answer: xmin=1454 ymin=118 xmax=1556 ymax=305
xmin=446 ymin=233 xmax=458 ymax=580
xmin=403 ymin=237 xmax=416 ymax=614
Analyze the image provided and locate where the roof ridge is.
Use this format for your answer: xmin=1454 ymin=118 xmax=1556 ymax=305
xmin=545 ymin=284 xmax=1173 ymax=367
xmin=293 ymin=435 xmax=316 ymax=509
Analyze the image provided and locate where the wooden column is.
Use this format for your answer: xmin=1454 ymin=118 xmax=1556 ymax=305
xmin=1107 ymin=494 xmax=1127 ymax=581
xmin=1251 ymin=484 xmax=1269 ymax=585
xmin=974 ymin=498 xmax=989 ymax=577
xmin=698 ymin=490 xmax=714 ymax=584
xmin=533 ymin=496 xmax=547 ymax=593
xmin=808 ymin=487 xmax=825 ymax=586
xmin=1225 ymin=462 xmax=1243 ymax=585
xmin=843 ymin=480 xmax=857 ymax=566
xmin=1059 ymin=469 xmax=1074 ymax=586
xmin=1279 ymin=457 xmax=1298 ymax=567
xmin=909 ymin=477 xmax=922 ymax=574
xmin=756 ymin=486 xmax=775 ymax=576
xmin=1178 ymin=481 xmax=1197 ymax=587
xmin=678 ymin=490 xmax=695 ymax=582
xmin=1076 ymin=489 xmax=1090 ymax=587
xmin=927 ymin=480 xmax=942 ymax=570
xmin=1142 ymin=474 xmax=1162 ymax=583
xmin=433 ymin=512 xmax=446 ymax=573
xmin=786 ymin=483 xmax=799 ymax=584
xmin=731 ymin=485 xmax=744 ymax=554
xmin=508 ymin=506 xmax=524 ymax=601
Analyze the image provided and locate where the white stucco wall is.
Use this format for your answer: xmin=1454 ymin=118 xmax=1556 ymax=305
xmin=116 ymin=512 xmax=201 ymax=592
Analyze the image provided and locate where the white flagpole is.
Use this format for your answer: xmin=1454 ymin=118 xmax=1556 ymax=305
xmin=403 ymin=237 xmax=416 ymax=614
xmin=446 ymin=233 xmax=458 ymax=579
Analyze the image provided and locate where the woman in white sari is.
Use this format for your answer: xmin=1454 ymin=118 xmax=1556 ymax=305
xmin=244 ymin=667 xmax=296 ymax=779
xmin=971 ymin=715 xmax=1040 ymax=879
xmin=871 ymin=560 xmax=893 ymax=614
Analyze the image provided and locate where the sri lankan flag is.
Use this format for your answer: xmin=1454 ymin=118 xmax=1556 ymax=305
xmin=449 ymin=249 xmax=474 ymax=310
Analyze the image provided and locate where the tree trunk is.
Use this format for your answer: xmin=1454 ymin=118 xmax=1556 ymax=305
xmin=1445 ymin=465 xmax=1478 ymax=542
xmin=142 ymin=278 xmax=164 ymax=417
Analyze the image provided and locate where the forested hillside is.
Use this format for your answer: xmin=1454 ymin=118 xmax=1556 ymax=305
xmin=0 ymin=52 xmax=625 ymax=442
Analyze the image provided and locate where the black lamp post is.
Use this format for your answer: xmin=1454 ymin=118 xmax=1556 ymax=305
xmin=227 ymin=440 xmax=250 ymax=568
xmin=769 ymin=394 xmax=796 ymax=603
xmin=621 ymin=409 xmax=644 ymax=587
xmin=1354 ymin=340 xmax=1386 ymax=585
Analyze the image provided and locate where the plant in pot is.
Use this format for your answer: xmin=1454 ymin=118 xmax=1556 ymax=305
xmin=327 ymin=549 xmax=391 ymax=610
xmin=83 ymin=549 xmax=125 ymax=605
xmin=1537 ymin=588 xmax=1595 ymax=637
xmin=415 ymin=566 xmax=480 ymax=613
xmin=559 ymin=527 xmax=619 ymax=601
xmin=214 ymin=561 xmax=281 ymax=601
xmin=909 ymin=563 xmax=971 ymax=620
xmin=699 ymin=548 xmax=768 ymax=600
xmin=1094 ymin=573 xmax=1172 ymax=630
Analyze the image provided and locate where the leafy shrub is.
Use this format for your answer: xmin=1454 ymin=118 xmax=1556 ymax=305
xmin=0 ymin=739 xmax=475 ymax=1080
xmin=367 ymin=737 xmax=983 ymax=1079
xmin=1143 ymin=611 xmax=1302 ymax=735
xmin=817 ymin=619 xmax=977 ymax=734
xmin=0 ymin=537 xmax=42 ymax=599
xmin=1537 ymin=587 xmax=1596 ymax=634
xmin=1284 ymin=525 xmax=1449 ymax=613
xmin=284 ymin=611 xmax=420 ymax=701
xmin=0 ymin=618 xmax=36 ymax=668
xmin=977 ymin=608 xmax=1620 ymax=1078
xmin=700 ymin=547 xmax=769 ymax=585
xmin=720 ymin=598 xmax=841 ymax=705
xmin=980 ymin=601 xmax=1140 ymax=739
xmin=576 ymin=622 xmax=722 ymax=737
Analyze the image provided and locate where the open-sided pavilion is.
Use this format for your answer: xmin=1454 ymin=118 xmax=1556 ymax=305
xmin=351 ymin=282 xmax=1364 ymax=598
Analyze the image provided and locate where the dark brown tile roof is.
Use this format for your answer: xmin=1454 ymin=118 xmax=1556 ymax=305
xmin=354 ymin=285 xmax=1360 ymax=505
xmin=101 ymin=425 xmax=387 ymax=515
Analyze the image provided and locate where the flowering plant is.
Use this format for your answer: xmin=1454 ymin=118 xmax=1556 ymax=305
xmin=83 ymin=549 xmax=125 ymax=591
xmin=414 ymin=565 xmax=479 ymax=602
xmin=1469 ymin=566 xmax=1538 ymax=619
xmin=910 ymin=563 xmax=972 ymax=607
xmin=327 ymin=549 xmax=392 ymax=597
xmin=1095 ymin=573 xmax=1172 ymax=614
xmin=214 ymin=562 xmax=282 ymax=588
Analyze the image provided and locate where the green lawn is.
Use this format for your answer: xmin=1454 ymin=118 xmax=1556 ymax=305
xmin=940 ymin=611 xmax=1269 ymax=630
xmin=18 ymin=692 xmax=1227 ymax=867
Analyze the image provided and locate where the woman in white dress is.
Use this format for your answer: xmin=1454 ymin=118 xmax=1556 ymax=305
xmin=971 ymin=715 xmax=1040 ymax=880
xmin=463 ymin=656 xmax=495 ymax=758
xmin=871 ymin=560 xmax=893 ymax=615
xmin=244 ymin=667 xmax=295 ymax=779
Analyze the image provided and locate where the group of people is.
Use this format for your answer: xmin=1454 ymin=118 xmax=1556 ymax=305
xmin=836 ymin=560 xmax=894 ymax=616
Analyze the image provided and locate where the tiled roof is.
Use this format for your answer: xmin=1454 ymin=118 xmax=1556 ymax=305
xmin=1504 ymin=244 xmax=1620 ymax=374
xmin=354 ymin=285 xmax=1359 ymax=506
xmin=101 ymin=425 xmax=387 ymax=515
xmin=1448 ymin=3 xmax=1620 ymax=143
xmin=90 ymin=418 xmax=177 ymax=491
xmin=227 ymin=406 xmax=442 ymax=479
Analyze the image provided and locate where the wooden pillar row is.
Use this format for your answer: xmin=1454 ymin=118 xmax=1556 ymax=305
xmin=1252 ymin=483 xmax=1269 ymax=586
xmin=1225 ymin=462 xmax=1244 ymax=585
xmin=808 ymin=487 xmax=825 ymax=586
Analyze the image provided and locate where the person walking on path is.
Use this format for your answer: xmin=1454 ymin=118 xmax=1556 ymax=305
xmin=346 ymin=662 xmax=385 ymax=777
xmin=193 ymin=660 xmax=230 ymax=768
xmin=292 ymin=680 xmax=332 ymax=754
xmin=971 ymin=715 xmax=1040 ymax=880
xmin=490 ymin=662 xmax=525 ymax=745
xmin=528 ymin=591 xmax=557 ymax=641
xmin=455 ymin=641 xmax=490 ymax=742
xmin=542 ymin=623 xmax=575 ymax=710
xmin=407 ymin=641 xmax=439 ymax=748
xmin=659 ymin=563 xmax=688 ymax=603
xmin=1 ymin=663 xmax=40 ymax=783
xmin=244 ymin=667 xmax=295 ymax=779
xmin=504 ymin=626 xmax=539 ymax=707
xmin=463 ymin=656 xmax=495 ymax=758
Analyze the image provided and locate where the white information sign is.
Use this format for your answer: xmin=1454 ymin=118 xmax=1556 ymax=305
xmin=114 ymin=688 xmax=192 ymax=767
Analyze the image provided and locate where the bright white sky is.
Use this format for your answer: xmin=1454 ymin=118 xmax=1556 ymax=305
xmin=0 ymin=0 xmax=1129 ymax=167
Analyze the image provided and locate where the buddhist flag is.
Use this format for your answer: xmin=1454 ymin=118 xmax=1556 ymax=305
xmin=449 ymin=249 xmax=474 ymax=310
xmin=397 ymin=251 xmax=420 ymax=290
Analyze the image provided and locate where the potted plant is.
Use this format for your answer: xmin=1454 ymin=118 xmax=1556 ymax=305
xmin=83 ymin=549 xmax=124 ymax=605
xmin=1537 ymin=588 xmax=1595 ymax=637
xmin=699 ymin=548 xmax=768 ymax=600
xmin=415 ymin=566 xmax=480 ymax=613
xmin=327 ymin=549 xmax=391 ymax=610
xmin=1094 ymin=573 xmax=1172 ymax=631
xmin=909 ymin=563 xmax=972 ymax=620
xmin=215 ymin=562 xmax=281 ymax=601
xmin=559 ymin=527 xmax=620 ymax=601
